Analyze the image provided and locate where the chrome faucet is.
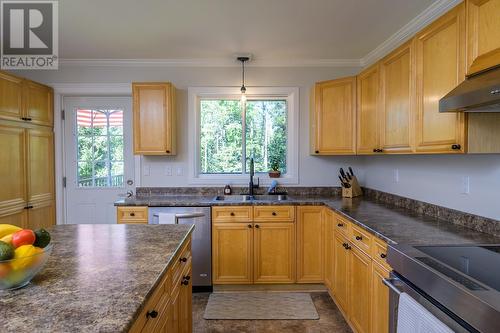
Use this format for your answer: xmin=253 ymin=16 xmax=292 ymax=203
xmin=248 ymin=157 xmax=259 ymax=196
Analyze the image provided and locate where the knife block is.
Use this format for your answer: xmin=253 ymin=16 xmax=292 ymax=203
xmin=342 ymin=176 xmax=363 ymax=198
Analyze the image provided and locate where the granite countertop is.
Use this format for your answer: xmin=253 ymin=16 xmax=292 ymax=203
xmin=116 ymin=195 xmax=500 ymax=245
xmin=0 ymin=224 xmax=194 ymax=333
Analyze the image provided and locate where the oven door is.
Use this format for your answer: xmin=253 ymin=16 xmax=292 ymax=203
xmin=384 ymin=272 xmax=474 ymax=333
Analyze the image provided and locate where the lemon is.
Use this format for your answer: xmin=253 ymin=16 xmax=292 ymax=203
xmin=11 ymin=245 xmax=39 ymax=271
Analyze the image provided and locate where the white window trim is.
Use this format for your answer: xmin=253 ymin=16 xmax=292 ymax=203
xmin=188 ymin=86 xmax=299 ymax=185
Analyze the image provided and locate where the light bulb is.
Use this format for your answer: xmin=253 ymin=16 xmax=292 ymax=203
xmin=240 ymin=93 xmax=247 ymax=103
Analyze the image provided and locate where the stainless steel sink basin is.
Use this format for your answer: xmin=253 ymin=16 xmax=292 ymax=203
xmin=213 ymin=194 xmax=288 ymax=202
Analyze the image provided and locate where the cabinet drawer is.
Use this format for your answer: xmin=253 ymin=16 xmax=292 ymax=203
xmin=349 ymin=224 xmax=373 ymax=254
xmin=372 ymin=237 xmax=391 ymax=270
xmin=212 ymin=206 xmax=253 ymax=222
xmin=334 ymin=215 xmax=350 ymax=236
xmin=253 ymin=206 xmax=295 ymax=222
xmin=172 ymin=240 xmax=192 ymax=287
xmin=117 ymin=206 xmax=148 ymax=223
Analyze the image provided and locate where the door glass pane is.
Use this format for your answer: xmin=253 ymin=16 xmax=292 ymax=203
xmin=245 ymin=100 xmax=287 ymax=173
xmin=199 ymin=100 xmax=243 ymax=174
xmin=76 ymin=109 xmax=124 ymax=187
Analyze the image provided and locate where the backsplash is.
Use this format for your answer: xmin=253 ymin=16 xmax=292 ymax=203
xmin=136 ymin=186 xmax=342 ymax=197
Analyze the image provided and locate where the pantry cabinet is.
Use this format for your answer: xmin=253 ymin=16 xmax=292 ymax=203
xmin=356 ymin=64 xmax=381 ymax=154
xmin=0 ymin=72 xmax=23 ymax=121
xmin=296 ymin=206 xmax=324 ymax=282
xmin=311 ymin=77 xmax=356 ymax=155
xmin=24 ymin=80 xmax=53 ymax=127
xmin=379 ymin=41 xmax=415 ymax=154
xmin=132 ymin=82 xmax=177 ymax=155
xmin=27 ymin=127 xmax=55 ymax=204
xmin=415 ymin=3 xmax=467 ymax=153
xmin=466 ymin=0 xmax=500 ymax=75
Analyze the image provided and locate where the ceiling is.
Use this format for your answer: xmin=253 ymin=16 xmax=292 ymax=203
xmin=60 ymin=0 xmax=437 ymax=63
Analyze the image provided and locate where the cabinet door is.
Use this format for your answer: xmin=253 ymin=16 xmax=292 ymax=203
xmin=348 ymin=245 xmax=372 ymax=333
xmin=323 ymin=209 xmax=335 ymax=291
xmin=332 ymin=233 xmax=349 ymax=314
xmin=0 ymin=72 xmax=23 ymax=122
xmin=357 ymin=64 xmax=380 ymax=154
xmin=371 ymin=263 xmax=390 ymax=333
xmin=254 ymin=222 xmax=295 ymax=283
xmin=179 ymin=267 xmax=192 ymax=333
xmin=296 ymin=206 xmax=324 ymax=282
xmin=0 ymin=209 xmax=28 ymax=229
xmin=312 ymin=77 xmax=356 ymax=155
xmin=0 ymin=122 xmax=27 ymax=213
xmin=467 ymin=0 xmax=500 ymax=75
xmin=27 ymin=200 xmax=55 ymax=229
xmin=169 ymin=284 xmax=180 ymax=333
xmin=132 ymin=83 xmax=176 ymax=155
xmin=380 ymin=41 xmax=415 ymax=154
xmin=24 ymin=80 xmax=53 ymax=127
xmin=212 ymin=223 xmax=253 ymax=284
xmin=415 ymin=3 xmax=467 ymax=153
xmin=27 ymin=127 xmax=54 ymax=204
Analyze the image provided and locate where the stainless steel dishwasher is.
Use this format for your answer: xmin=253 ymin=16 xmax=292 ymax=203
xmin=149 ymin=207 xmax=211 ymax=291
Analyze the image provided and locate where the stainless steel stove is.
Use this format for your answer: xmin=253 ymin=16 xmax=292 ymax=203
xmin=386 ymin=244 xmax=500 ymax=333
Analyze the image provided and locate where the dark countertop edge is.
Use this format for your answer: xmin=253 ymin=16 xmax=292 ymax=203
xmin=124 ymin=224 xmax=195 ymax=332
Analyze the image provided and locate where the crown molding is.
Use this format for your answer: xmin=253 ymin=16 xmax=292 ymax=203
xmin=57 ymin=0 xmax=460 ymax=70
xmin=360 ymin=0 xmax=462 ymax=67
xmin=59 ymin=58 xmax=362 ymax=68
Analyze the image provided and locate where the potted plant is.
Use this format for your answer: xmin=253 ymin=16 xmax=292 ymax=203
xmin=268 ymin=159 xmax=281 ymax=178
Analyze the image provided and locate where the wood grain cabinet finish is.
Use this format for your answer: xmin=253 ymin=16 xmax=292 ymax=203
xmin=379 ymin=41 xmax=415 ymax=154
xmin=212 ymin=206 xmax=253 ymax=223
xmin=348 ymin=244 xmax=372 ymax=333
xmin=371 ymin=263 xmax=390 ymax=333
xmin=212 ymin=223 xmax=253 ymax=284
xmin=27 ymin=127 xmax=54 ymax=205
xmin=296 ymin=206 xmax=324 ymax=282
xmin=116 ymin=206 xmax=148 ymax=224
xmin=311 ymin=77 xmax=356 ymax=155
xmin=253 ymin=206 xmax=295 ymax=222
xmin=253 ymin=222 xmax=295 ymax=283
xmin=356 ymin=64 xmax=381 ymax=154
xmin=332 ymin=232 xmax=349 ymax=314
xmin=415 ymin=3 xmax=467 ymax=153
xmin=0 ymin=72 xmax=23 ymax=122
xmin=132 ymin=82 xmax=176 ymax=155
xmin=24 ymin=80 xmax=53 ymax=127
xmin=323 ymin=209 xmax=335 ymax=291
xmin=466 ymin=0 xmax=500 ymax=75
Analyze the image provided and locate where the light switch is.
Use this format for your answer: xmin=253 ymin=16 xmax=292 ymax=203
xmin=165 ymin=166 xmax=172 ymax=176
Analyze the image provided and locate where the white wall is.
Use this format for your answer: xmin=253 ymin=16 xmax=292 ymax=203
xmin=18 ymin=65 xmax=364 ymax=187
xmin=363 ymin=155 xmax=500 ymax=220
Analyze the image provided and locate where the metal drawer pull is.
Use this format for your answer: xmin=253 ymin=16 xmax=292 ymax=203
xmin=355 ymin=235 xmax=362 ymax=241
xmin=383 ymin=278 xmax=402 ymax=295
xmin=180 ymin=257 xmax=187 ymax=263
xmin=272 ymin=212 xmax=277 ymax=216
xmin=146 ymin=310 xmax=158 ymax=319
xmin=380 ymin=253 xmax=387 ymax=259
xmin=130 ymin=212 xmax=135 ymax=216
xmin=153 ymin=212 xmax=205 ymax=224
xmin=337 ymin=223 xmax=344 ymax=227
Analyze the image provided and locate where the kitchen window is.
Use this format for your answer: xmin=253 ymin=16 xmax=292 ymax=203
xmin=188 ymin=87 xmax=299 ymax=184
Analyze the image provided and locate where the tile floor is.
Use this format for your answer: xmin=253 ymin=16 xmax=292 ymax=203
xmin=192 ymin=292 xmax=352 ymax=333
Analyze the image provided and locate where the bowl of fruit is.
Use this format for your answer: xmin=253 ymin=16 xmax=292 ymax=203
xmin=0 ymin=224 xmax=52 ymax=291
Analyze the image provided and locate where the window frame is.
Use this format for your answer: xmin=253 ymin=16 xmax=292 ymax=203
xmin=188 ymin=87 xmax=299 ymax=185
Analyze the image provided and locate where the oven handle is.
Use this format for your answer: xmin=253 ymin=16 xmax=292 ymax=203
xmin=152 ymin=213 xmax=205 ymax=224
xmin=383 ymin=278 xmax=403 ymax=296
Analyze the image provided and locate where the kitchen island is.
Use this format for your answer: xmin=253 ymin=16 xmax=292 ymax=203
xmin=0 ymin=224 xmax=194 ymax=333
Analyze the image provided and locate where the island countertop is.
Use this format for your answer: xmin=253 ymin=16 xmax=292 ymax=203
xmin=0 ymin=224 xmax=194 ymax=333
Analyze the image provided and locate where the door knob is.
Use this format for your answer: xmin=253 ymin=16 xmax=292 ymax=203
xmin=126 ymin=179 xmax=134 ymax=185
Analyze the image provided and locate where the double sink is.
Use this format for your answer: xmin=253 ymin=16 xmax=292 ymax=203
xmin=212 ymin=194 xmax=289 ymax=202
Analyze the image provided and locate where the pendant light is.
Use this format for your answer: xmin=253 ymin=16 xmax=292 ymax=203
xmin=237 ymin=56 xmax=249 ymax=102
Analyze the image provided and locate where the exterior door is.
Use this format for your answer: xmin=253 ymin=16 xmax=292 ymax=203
xmin=63 ymin=97 xmax=134 ymax=224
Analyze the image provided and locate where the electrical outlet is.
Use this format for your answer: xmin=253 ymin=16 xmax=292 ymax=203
xmin=165 ymin=166 xmax=172 ymax=176
xmin=176 ymin=167 xmax=183 ymax=176
xmin=461 ymin=176 xmax=470 ymax=194
xmin=394 ymin=169 xmax=399 ymax=183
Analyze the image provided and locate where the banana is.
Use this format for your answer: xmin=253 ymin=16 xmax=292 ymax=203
xmin=0 ymin=233 xmax=13 ymax=245
xmin=0 ymin=224 xmax=22 ymax=239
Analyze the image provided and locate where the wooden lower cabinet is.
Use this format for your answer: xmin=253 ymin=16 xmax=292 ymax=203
xmin=28 ymin=200 xmax=55 ymax=229
xmin=254 ymin=222 xmax=295 ymax=283
xmin=332 ymin=232 xmax=349 ymax=314
xmin=296 ymin=206 xmax=324 ymax=283
xmin=371 ymin=263 xmax=390 ymax=333
xmin=117 ymin=206 xmax=149 ymax=224
xmin=212 ymin=223 xmax=253 ymax=284
xmin=348 ymin=245 xmax=372 ymax=333
xmin=179 ymin=266 xmax=193 ymax=333
xmin=0 ymin=209 xmax=28 ymax=229
xmin=323 ymin=209 xmax=335 ymax=290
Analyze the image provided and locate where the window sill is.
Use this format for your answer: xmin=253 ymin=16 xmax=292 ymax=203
xmin=188 ymin=173 xmax=298 ymax=186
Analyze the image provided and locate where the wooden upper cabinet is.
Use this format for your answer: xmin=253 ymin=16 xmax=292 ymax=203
xmin=311 ymin=77 xmax=356 ymax=155
xmin=27 ymin=127 xmax=54 ymax=205
xmin=0 ymin=122 xmax=27 ymax=213
xmin=356 ymin=64 xmax=380 ymax=154
xmin=132 ymin=82 xmax=177 ymax=155
xmin=466 ymin=0 xmax=500 ymax=75
xmin=0 ymin=72 xmax=23 ymax=122
xmin=24 ymin=80 xmax=53 ymax=127
xmin=379 ymin=41 xmax=415 ymax=154
xmin=415 ymin=3 xmax=467 ymax=154
xmin=296 ymin=206 xmax=324 ymax=282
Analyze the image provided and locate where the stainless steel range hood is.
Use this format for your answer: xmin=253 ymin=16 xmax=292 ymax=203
xmin=439 ymin=67 xmax=500 ymax=113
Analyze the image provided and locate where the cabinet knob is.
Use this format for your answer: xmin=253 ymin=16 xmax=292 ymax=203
xmin=181 ymin=279 xmax=189 ymax=286
xmin=183 ymin=275 xmax=191 ymax=281
xmin=21 ymin=117 xmax=32 ymax=121
xmin=380 ymin=253 xmax=387 ymax=259
xmin=248 ymin=224 xmax=252 ymax=228
xmin=255 ymin=224 xmax=260 ymax=229
xmin=346 ymin=244 xmax=351 ymax=250
xmin=230 ymin=212 xmax=235 ymax=216
xmin=355 ymin=235 xmax=362 ymax=241
xmin=166 ymin=150 xmax=170 ymax=153
xmin=373 ymin=148 xmax=377 ymax=153
xmin=377 ymin=149 xmax=383 ymax=153
xmin=337 ymin=223 xmax=344 ymax=227
xmin=451 ymin=144 xmax=461 ymax=150
xmin=315 ymin=150 xmax=319 ymax=154
xmin=146 ymin=310 xmax=158 ymax=319
xmin=130 ymin=212 xmax=135 ymax=216
xmin=180 ymin=257 xmax=187 ymax=263
xmin=272 ymin=212 xmax=277 ymax=216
